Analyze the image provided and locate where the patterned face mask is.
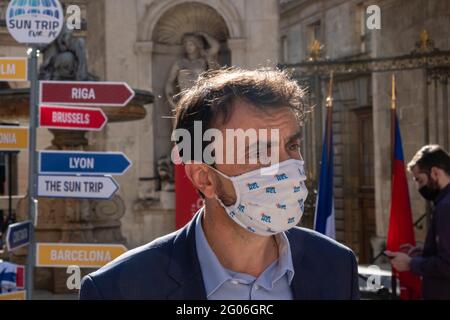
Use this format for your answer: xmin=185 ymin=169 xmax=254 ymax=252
xmin=212 ymin=159 xmax=308 ymax=236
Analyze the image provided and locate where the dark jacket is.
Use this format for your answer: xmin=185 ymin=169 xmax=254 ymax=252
xmin=79 ymin=213 xmax=360 ymax=300
xmin=411 ymin=183 xmax=450 ymax=299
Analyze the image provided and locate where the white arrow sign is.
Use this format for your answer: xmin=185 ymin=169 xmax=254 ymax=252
xmin=37 ymin=175 xmax=119 ymax=200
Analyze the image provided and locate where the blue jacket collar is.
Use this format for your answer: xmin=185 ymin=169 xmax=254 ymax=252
xmin=167 ymin=211 xmax=313 ymax=299
xmin=167 ymin=212 xmax=206 ymax=299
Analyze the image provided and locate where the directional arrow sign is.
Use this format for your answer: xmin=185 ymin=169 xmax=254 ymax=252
xmin=39 ymin=150 xmax=132 ymax=175
xmin=40 ymin=81 xmax=135 ymax=107
xmin=6 ymin=220 xmax=32 ymax=251
xmin=37 ymin=175 xmax=119 ymax=200
xmin=0 ymin=126 xmax=28 ymax=150
xmin=0 ymin=57 xmax=27 ymax=82
xmin=39 ymin=105 xmax=107 ymax=131
xmin=36 ymin=243 xmax=127 ymax=268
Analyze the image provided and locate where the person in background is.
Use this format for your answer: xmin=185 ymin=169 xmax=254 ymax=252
xmin=386 ymin=145 xmax=450 ymax=299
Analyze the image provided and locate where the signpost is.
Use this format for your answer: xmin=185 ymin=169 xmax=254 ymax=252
xmin=6 ymin=220 xmax=32 ymax=251
xmin=40 ymin=81 xmax=135 ymax=107
xmin=0 ymin=57 xmax=27 ymax=82
xmin=6 ymin=0 xmax=65 ymax=300
xmin=36 ymin=243 xmax=127 ymax=268
xmin=39 ymin=105 xmax=107 ymax=131
xmin=5 ymin=0 xmax=134 ymax=300
xmin=39 ymin=150 xmax=132 ymax=175
xmin=37 ymin=175 xmax=119 ymax=200
xmin=0 ymin=126 xmax=28 ymax=150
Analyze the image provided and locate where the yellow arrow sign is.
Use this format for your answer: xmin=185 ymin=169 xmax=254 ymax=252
xmin=0 ymin=290 xmax=26 ymax=300
xmin=36 ymin=243 xmax=128 ymax=268
xmin=0 ymin=57 xmax=28 ymax=82
xmin=0 ymin=126 xmax=29 ymax=150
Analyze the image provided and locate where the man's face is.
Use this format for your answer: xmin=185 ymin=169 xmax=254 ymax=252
xmin=411 ymin=165 xmax=441 ymax=201
xmin=411 ymin=165 xmax=429 ymax=189
xmin=212 ymin=100 xmax=303 ymax=205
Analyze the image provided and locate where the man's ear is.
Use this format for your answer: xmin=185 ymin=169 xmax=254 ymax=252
xmin=184 ymin=163 xmax=217 ymax=198
xmin=430 ymin=166 xmax=440 ymax=181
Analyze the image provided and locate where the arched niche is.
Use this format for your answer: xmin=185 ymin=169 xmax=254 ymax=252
xmin=134 ymin=1 xmax=245 ymax=180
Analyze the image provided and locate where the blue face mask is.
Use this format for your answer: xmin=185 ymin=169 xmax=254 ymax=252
xmin=212 ymin=159 xmax=308 ymax=236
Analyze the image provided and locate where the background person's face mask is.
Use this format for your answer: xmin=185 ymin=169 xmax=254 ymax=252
xmin=212 ymin=159 xmax=308 ymax=236
xmin=419 ymin=175 xmax=440 ymax=201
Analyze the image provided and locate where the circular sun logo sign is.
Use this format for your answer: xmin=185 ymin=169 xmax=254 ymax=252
xmin=6 ymin=0 xmax=64 ymax=44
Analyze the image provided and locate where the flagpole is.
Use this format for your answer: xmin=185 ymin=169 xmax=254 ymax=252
xmin=314 ymin=71 xmax=335 ymax=237
xmin=326 ymin=72 xmax=334 ymax=161
xmin=390 ymin=73 xmax=398 ymax=299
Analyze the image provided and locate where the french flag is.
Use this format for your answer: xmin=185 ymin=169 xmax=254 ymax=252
xmin=314 ymin=102 xmax=335 ymax=239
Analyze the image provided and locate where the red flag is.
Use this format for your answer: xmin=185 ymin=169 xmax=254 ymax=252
xmin=387 ymin=113 xmax=422 ymax=299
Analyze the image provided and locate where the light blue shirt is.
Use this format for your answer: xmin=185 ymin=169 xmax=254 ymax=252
xmin=195 ymin=209 xmax=295 ymax=300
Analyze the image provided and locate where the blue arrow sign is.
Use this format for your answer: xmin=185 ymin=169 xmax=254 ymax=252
xmin=6 ymin=220 xmax=32 ymax=251
xmin=39 ymin=151 xmax=132 ymax=175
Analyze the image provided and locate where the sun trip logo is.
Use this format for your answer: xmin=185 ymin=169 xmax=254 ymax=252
xmin=276 ymin=203 xmax=287 ymax=210
xmin=288 ymin=217 xmax=296 ymax=224
xmin=265 ymin=186 xmax=276 ymax=194
xmin=247 ymin=182 xmax=259 ymax=190
xmin=238 ymin=204 xmax=245 ymax=213
xmin=275 ymin=173 xmax=288 ymax=181
xmin=6 ymin=0 xmax=64 ymax=44
xmin=293 ymin=185 xmax=301 ymax=193
xmin=261 ymin=213 xmax=272 ymax=223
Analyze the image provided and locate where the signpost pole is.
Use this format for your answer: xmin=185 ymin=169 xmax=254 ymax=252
xmin=8 ymin=152 xmax=13 ymax=224
xmin=26 ymin=45 xmax=39 ymax=301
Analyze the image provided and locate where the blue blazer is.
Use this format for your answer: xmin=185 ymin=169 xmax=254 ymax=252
xmin=80 ymin=214 xmax=360 ymax=300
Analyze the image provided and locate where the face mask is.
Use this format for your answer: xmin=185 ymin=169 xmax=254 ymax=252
xmin=212 ymin=159 xmax=308 ymax=236
xmin=419 ymin=176 xmax=440 ymax=201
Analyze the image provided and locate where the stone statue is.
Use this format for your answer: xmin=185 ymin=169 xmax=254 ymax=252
xmin=38 ymin=24 xmax=98 ymax=81
xmin=165 ymin=32 xmax=220 ymax=108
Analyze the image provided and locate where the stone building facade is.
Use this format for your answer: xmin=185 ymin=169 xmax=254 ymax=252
xmin=280 ymin=0 xmax=450 ymax=263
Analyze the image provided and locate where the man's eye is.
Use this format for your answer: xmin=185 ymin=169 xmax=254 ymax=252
xmin=288 ymin=143 xmax=301 ymax=151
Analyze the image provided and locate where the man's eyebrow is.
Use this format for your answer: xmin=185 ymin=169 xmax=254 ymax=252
xmin=285 ymin=130 xmax=303 ymax=145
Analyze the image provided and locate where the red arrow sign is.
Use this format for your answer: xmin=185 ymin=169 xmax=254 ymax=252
xmin=39 ymin=105 xmax=107 ymax=131
xmin=39 ymin=81 xmax=135 ymax=107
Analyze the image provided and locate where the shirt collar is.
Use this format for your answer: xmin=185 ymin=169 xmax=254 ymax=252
xmin=194 ymin=208 xmax=295 ymax=297
xmin=195 ymin=208 xmax=232 ymax=297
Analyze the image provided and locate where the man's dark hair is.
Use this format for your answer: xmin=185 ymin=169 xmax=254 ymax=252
xmin=407 ymin=144 xmax=450 ymax=175
xmin=173 ymin=67 xmax=307 ymax=162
